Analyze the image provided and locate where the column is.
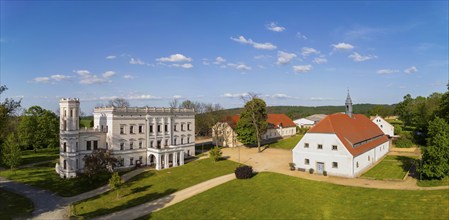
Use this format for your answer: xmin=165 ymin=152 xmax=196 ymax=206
xmin=164 ymin=153 xmax=169 ymax=169
xmin=155 ymin=154 xmax=161 ymax=170
xmin=173 ymin=152 xmax=178 ymax=167
xmin=180 ymin=151 xmax=184 ymax=165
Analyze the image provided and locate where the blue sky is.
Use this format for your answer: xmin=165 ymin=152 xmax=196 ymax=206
xmin=1 ymin=1 xmax=448 ymax=113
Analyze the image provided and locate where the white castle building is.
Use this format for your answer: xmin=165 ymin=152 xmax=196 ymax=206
xmin=56 ymin=98 xmax=195 ymax=178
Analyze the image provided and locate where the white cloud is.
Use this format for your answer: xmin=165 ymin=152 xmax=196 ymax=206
xmin=310 ymin=97 xmax=334 ymax=101
xmin=404 ymin=66 xmax=418 ymax=74
xmin=106 ymin=55 xmax=117 ymax=59
xmin=129 ymin=58 xmax=146 ymax=65
xmin=75 ymin=70 xmax=111 ymax=85
xmin=277 ymin=51 xmax=297 ymax=65
xmin=267 ymin=93 xmax=296 ymax=99
xmin=171 ymin=63 xmax=194 ymax=69
xmin=102 ymin=71 xmax=116 ymax=78
xmin=202 ymin=59 xmax=210 ymax=65
xmin=222 ymin=93 xmax=250 ymax=98
xmin=32 ymin=77 xmax=51 ymax=83
xmin=293 ymin=65 xmax=312 ymax=73
xmin=266 ymin=22 xmax=286 ymax=32
xmin=228 ymin=63 xmax=251 ymax=71
xmin=377 ymin=69 xmax=399 ymax=74
xmin=348 ymin=52 xmax=377 ymax=62
xmin=230 ymin=35 xmax=277 ymax=50
xmin=331 ymin=42 xmax=354 ymax=50
xmin=50 ymin=74 xmax=71 ymax=81
xmin=254 ymin=55 xmax=272 ymax=60
xmin=127 ymin=94 xmax=162 ymax=100
xmin=173 ymin=95 xmax=183 ymax=99
xmin=296 ymin=32 xmax=308 ymax=40
xmin=313 ymin=56 xmax=327 ymax=64
xmin=123 ymin=75 xmax=134 ymax=79
xmin=301 ymin=47 xmax=320 ymax=57
xmin=213 ymin=56 xmax=226 ymax=65
xmin=156 ymin=54 xmax=192 ymax=62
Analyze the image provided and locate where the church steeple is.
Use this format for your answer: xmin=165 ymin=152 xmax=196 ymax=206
xmin=345 ymin=90 xmax=353 ymax=118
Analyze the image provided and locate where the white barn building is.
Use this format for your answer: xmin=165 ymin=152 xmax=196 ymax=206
xmin=371 ymin=115 xmax=395 ymax=137
xmin=292 ymin=93 xmax=390 ymax=178
xmin=56 ymin=98 xmax=195 ymax=178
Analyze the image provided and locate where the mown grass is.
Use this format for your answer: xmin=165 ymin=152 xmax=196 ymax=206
xmin=80 ymin=119 xmax=92 ymax=128
xmin=266 ymin=135 xmax=303 ymax=150
xmin=20 ymin=148 xmax=59 ymax=166
xmin=0 ymin=189 xmax=34 ymax=219
xmin=0 ymin=163 xmax=112 ymax=197
xmin=145 ymin=172 xmax=449 ymax=220
xmin=362 ymin=155 xmax=417 ymax=180
xmin=72 ymin=158 xmax=239 ymax=218
xmin=418 ymin=176 xmax=449 ymax=187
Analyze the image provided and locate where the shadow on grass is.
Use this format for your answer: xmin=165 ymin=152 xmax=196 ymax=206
xmin=79 ymin=188 xmax=177 ymax=218
xmin=395 ymin=156 xmax=417 ymax=172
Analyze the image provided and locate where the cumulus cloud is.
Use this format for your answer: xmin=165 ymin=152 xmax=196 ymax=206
xmin=123 ymin=75 xmax=134 ymax=79
xmin=230 ymin=35 xmax=277 ymax=50
xmin=106 ymin=55 xmax=117 ymax=59
xmin=404 ymin=66 xmax=418 ymax=74
xmin=266 ymin=22 xmax=286 ymax=32
xmin=213 ymin=56 xmax=226 ymax=65
xmin=129 ymin=58 xmax=146 ymax=65
xmin=301 ymin=47 xmax=320 ymax=57
xmin=228 ymin=63 xmax=252 ymax=71
xmin=293 ymin=65 xmax=312 ymax=73
xmin=266 ymin=93 xmax=297 ymax=99
xmin=102 ymin=71 xmax=116 ymax=78
xmin=170 ymin=63 xmax=194 ymax=69
xmin=173 ymin=95 xmax=183 ymax=99
xmin=313 ymin=56 xmax=327 ymax=64
xmin=296 ymin=32 xmax=308 ymax=40
xmin=156 ymin=54 xmax=192 ymax=62
xmin=75 ymin=70 xmax=112 ymax=85
xmin=377 ymin=69 xmax=399 ymax=74
xmin=32 ymin=77 xmax=51 ymax=83
xmin=31 ymin=74 xmax=71 ymax=84
xmin=348 ymin=52 xmax=377 ymax=62
xmin=222 ymin=92 xmax=250 ymax=98
xmin=50 ymin=74 xmax=71 ymax=81
xmin=277 ymin=51 xmax=297 ymax=65
xmin=331 ymin=42 xmax=354 ymax=50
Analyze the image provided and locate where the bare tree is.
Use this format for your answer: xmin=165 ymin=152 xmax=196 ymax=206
xmin=108 ymin=98 xmax=130 ymax=108
xmin=169 ymin=99 xmax=180 ymax=109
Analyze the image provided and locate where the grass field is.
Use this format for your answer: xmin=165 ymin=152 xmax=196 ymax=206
xmin=362 ymin=155 xmax=417 ymax=180
xmin=418 ymin=176 xmax=449 ymax=187
xmin=80 ymin=119 xmax=92 ymax=128
xmin=145 ymin=172 xmax=449 ymax=220
xmin=0 ymin=189 xmax=34 ymax=219
xmin=266 ymin=135 xmax=303 ymax=150
xmin=0 ymin=162 xmax=112 ymax=197
xmin=72 ymin=158 xmax=239 ymax=218
xmin=20 ymin=148 xmax=59 ymax=166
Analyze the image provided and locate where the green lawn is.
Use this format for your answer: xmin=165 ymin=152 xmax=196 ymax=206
xmin=145 ymin=172 xmax=449 ymax=220
xmin=80 ymin=119 xmax=92 ymax=128
xmin=72 ymin=158 xmax=239 ymax=218
xmin=0 ymin=189 xmax=34 ymax=219
xmin=0 ymin=162 xmax=112 ymax=197
xmin=20 ymin=148 xmax=59 ymax=166
xmin=362 ymin=155 xmax=417 ymax=180
xmin=418 ymin=176 xmax=449 ymax=187
xmin=266 ymin=134 xmax=303 ymax=150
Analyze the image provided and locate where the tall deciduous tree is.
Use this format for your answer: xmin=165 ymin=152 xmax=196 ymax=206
xmin=420 ymin=117 xmax=449 ymax=179
xmin=1 ymin=133 xmax=22 ymax=169
xmin=108 ymin=98 xmax=130 ymax=108
xmin=83 ymin=149 xmax=118 ymax=179
xmin=0 ymin=85 xmax=22 ymax=144
xmin=235 ymin=95 xmax=268 ymax=153
xmin=18 ymin=106 xmax=59 ymax=151
xmin=438 ymin=84 xmax=449 ymax=124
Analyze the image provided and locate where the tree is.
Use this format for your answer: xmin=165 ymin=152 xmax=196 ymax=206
xmin=235 ymin=94 xmax=268 ymax=152
xmin=168 ymin=99 xmax=180 ymax=109
xmin=83 ymin=149 xmax=118 ymax=179
xmin=18 ymin=106 xmax=59 ymax=151
xmin=108 ymin=98 xmax=130 ymax=107
xmin=420 ymin=117 xmax=449 ymax=179
xmin=209 ymin=146 xmax=222 ymax=162
xmin=0 ymin=85 xmax=22 ymax=144
xmin=438 ymin=84 xmax=449 ymax=124
xmin=1 ymin=133 xmax=22 ymax=169
xmin=109 ymin=172 xmax=123 ymax=199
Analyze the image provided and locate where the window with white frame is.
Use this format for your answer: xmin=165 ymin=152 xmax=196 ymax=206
xmin=120 ymin=125 xmax=125 ymax=134
xmin=332 ymin=162 xmax=338 ymax=168
xmin=317 ymin=144 xmax=323 ymax=150
xmin=305 ymin=158 xmax=310 ymax=165
xmin=130 ymin=141 xmax=134 ymax=149
xmin=304 ymin=143 xmax=309 ymax=148
xmin=139 ymin=125 xmax=143 ymax=133
xmin=130 ymin=157 xmax=134 ymax=165
xmin=332 ymin=145 xmax=337 ymax=150
xmin=120 ymin=142 xmax=124 ymax=150
xmin=130 ymin=125 xmax=134 ymax=134
xmin=139 ymin=140 xmax=143 ymax=149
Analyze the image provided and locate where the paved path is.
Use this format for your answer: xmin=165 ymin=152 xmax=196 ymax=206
xmin=221 ymin=147 xmax=449 ymax=190
xmin=92 ymin=173 xmax=236 ymax=220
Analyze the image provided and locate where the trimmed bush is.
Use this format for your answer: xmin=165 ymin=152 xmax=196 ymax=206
xmin=394 ymin=137 xmax=413 ymax=148
xmin=323 ymin=171 xmax=328 ymax=176
xmin=235 ymin=166 xmax=253 ymax=179
xmin=309 ymin=168 xmax=314 ymax=174
xmin=289 ymin=163 xmax=296 ymax=171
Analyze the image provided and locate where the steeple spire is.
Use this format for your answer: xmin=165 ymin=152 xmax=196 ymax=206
xmin=345 ymin=90 xmax=353 ymax=118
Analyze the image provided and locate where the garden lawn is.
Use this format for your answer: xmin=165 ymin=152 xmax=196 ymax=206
xmin=0 ymin=162 xmax=112 ymax=197
xmin=267 ymin=135 xmax=303 ymax=150
xmin=362 ymin=155 xmax=417 ymax=180
xmin=72 ymin=158 xmax=239 ymax=218
xmin=0 ymin=189 xmax=34 ymax=219
xmin=418 ymin=176 xmax=449 ymax=187
xmin=20 ymin=148 xmax=59 ymax=166
xmin=80 ymin=119 xmax=92 ymax=127
xmin=146 ymin=172 xmax=449 ymax=220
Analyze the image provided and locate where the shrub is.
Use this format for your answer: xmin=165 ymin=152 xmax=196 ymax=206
xmin=394 ymin=137 xmax=414 ymax=148
xmin=209 ymin=146 xmax=222 ymax=162
xmin=235 ymin=166 xmax=253 ymax=179
xmin=323 ymin=171 xmax=328 ymax=176
xmin=309 ymin=168 xmax=314 ymax=174
xmin=289 ymin=163 xmax=296 ymax=170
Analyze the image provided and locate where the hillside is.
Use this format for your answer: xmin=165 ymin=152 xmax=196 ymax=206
xmin=215 ymin=104 xmax=396 ymax=120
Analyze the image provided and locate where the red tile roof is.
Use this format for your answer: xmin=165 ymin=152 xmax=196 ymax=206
xmin=223 ymin=114 xmax=296 ymax=129
xmin=308 ymin=113 xmax=389 ymax=156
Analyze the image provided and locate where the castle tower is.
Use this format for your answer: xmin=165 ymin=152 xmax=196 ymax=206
xmin=58 ymin=98 xmax=80 ymax=178
xmin=345 ymin=91 xmax=353 ymax=118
